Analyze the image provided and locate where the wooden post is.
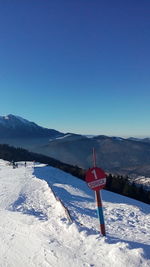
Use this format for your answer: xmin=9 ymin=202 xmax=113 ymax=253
xmin=93 ymin=147 xmax=96 ymax=167
xmin=93 ymin=148 xmax=106 ymax=236
xmin=95 ymin=190 xmax=106 ymax=236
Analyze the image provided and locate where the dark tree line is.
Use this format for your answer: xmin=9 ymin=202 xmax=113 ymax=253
xmin=0 ymin=144 xmax=85 ymax=179
xmin=106 ymin=174 xmax=150 ymax=204
xmin=0 ymin=144 xmax=149 ymax=204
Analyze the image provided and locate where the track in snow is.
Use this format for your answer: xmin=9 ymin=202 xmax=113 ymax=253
xmin=0 ymin=160 xmax=150 ymax=267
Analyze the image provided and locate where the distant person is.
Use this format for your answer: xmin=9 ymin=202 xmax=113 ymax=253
xmin=25 ymin=161 xmax=27 ymax=167
xmin=12 ymin=161 xmax=16 ymax=169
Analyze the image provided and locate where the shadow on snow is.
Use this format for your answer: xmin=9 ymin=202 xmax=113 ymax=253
xmin=106 ymin=235 xmax=150 ymax=260
xmin=32 ymin=165 xmax=150 ymax=260
xmin=33 ymin=166 xmax=97 ymax=224
xmin=9 ymin=193 xmax=48 ymax=221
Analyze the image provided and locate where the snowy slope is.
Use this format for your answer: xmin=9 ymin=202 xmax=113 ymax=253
xmin=0 ymin=160 xmax=149 ymax=267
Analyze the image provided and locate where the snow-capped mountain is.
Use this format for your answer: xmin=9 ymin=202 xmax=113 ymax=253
xmin=0 ymin=114 xmax=64 ymax=138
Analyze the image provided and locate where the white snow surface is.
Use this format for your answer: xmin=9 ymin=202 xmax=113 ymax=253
xmin=0 ymin=160 xmax=149 ymax=267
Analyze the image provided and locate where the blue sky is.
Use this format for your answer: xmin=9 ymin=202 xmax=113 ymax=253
xmin=0 ymin=0 xmax=150 ymax=137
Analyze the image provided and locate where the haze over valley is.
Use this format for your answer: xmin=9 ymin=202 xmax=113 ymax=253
xmin=1 ymin=114 xmax=150 ymax=178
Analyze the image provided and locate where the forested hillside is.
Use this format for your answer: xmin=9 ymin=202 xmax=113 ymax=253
xmin=0 ymin=144 xmax=149 ymax=204
xmin=0 ymin=144 xmax=84 ymax=179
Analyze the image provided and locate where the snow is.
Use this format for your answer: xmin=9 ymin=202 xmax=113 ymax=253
xmin=0 ymin=159 xmax=150 ymax=267
xmin=51 ymin=134 xmax=72 ymax=141
xmin=85 ymin=135 xmax=96 ymax=138
xmin=0 ymin=114 xmax=35 ymax=128
xmin=132 ymin=176 xmax=150 ymax=191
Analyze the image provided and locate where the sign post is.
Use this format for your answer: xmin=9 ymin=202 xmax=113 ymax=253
xmin=85 ymin=148 xmax=106 ymax=236
xmin=95 ymin=189 xmax=106 ymax=236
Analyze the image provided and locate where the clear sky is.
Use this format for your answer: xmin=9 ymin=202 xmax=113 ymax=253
xmin=0 ymin=0 xmax=150 ymax=137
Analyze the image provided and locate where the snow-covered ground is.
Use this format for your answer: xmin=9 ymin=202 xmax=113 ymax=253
xmin=0 ymin=160 xmax=149 ymax=267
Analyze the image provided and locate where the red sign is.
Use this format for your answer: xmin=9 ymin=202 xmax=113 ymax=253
xmin=85 ymin=167 xmax=106 ymax=191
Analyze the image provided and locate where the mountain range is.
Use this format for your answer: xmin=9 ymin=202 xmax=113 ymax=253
xmin=0 ymin=114 xmax=150 ymax=176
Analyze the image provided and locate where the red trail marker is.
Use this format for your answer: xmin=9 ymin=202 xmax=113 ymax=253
xmin=85 ymin=148 xmax=106 ymax=236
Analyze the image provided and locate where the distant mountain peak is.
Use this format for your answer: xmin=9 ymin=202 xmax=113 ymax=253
xmin=0 ymin=114 xmax=36 ymax=129
xmin=1 ymin=114 xmax=33 ymax=123
xmin=0 ymin=114 xmax=64 ymax=139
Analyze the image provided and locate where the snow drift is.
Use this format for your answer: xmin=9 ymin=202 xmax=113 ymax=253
xmin=0 ymin=160 xmax=149 ymax=267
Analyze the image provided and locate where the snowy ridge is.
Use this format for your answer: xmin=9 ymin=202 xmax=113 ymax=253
xmin=0 ymin=160 xmax=150 ymax=267
xmin=0 ymin=114 xmax=33 ymax=127
xmin=0 ymin=114 xmax=64 ymax=139
xmin=48 ymin=184 xmax=73 ymax=223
